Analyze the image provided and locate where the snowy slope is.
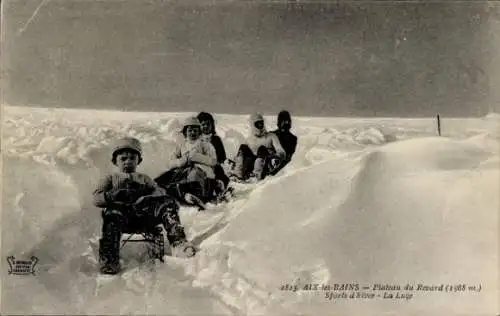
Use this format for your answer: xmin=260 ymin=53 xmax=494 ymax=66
xmin=1 ymin=105 xmax=498 ymax=315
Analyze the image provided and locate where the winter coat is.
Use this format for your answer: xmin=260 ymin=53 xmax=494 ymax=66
xmin=244 ymin=131 xmax=286 ymax=160
xmin=171 ymin=139 xmax=217 ymax=179
xmin=201 ymin=134 xmax=227 ymax=164
xmin=272 ymin=129 xmax=297 ymax=162
xmin=92 ymin=172 xmax=164 ymax=208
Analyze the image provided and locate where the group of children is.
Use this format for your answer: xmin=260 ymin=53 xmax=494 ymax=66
xmin=92 ymin=110 xmax=297 ymax=274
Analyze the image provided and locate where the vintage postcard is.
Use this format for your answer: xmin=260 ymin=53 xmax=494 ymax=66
xmin=1 ymin=0 xmax=498 ymax=315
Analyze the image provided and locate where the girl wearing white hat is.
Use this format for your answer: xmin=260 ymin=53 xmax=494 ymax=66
xmin=156 ymin=116 xmax=218 ymax=209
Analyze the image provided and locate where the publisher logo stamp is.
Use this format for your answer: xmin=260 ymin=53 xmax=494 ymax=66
xmin=6 ymin=256 xmax=39 ymax=276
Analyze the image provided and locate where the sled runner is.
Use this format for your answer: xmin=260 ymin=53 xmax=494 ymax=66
xmin=98 ymin=222 xmax=197 ymax=275
xmin=98 ymin=195 xmax=198 ymax=274
xmin=120 ymin=225 xmax=165 ymax=262
xmin=117 ymin=195 xmax=197 ymax=260
xmin=115 ymin=196 xmax=167 ymax=263
xmin=119 ymin=226 xmax=197 ymax=262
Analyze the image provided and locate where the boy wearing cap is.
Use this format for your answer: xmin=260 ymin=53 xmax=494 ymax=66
xmin=230 ymin=113 xmax=286 ymax=181
xmin=92 ymin=137 xmax=195 ymax=275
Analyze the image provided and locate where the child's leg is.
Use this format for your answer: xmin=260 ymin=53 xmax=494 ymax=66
xmin=203 ymin=178 xmax=216 ymax=203
xmin=253 ymin=146 xmax=272 ymax=180
xmin=174 ymin=181 xmax=203 ymax=203
xmin=214 ymin=164 xmax=230 ymax=189
xmin=186 ymin=167 xmax=208 ymax=199
xmin=153 ymin=199 xmax=187 ymax=247
xmin=186 ymin=167 xmax=206 ymax=183
xmin=231 ymin=144 xmax=256 ymax=180
xmin=230 ymin=154 xmax=245 ymax=179
xmin=138 ymin=198 xmax=196 ymax=257
xmin=100 ymin=209 xmax=126 ymax=273
xmin=154 ymin=168 xmax=179 ymax=188
xmin=253 ymin=158 xmax=265 ymax=180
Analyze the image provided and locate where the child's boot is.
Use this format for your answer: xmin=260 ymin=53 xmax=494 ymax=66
xmin=99 ymin=215 xmax=123 ymax=275
xmin=253 ymin=157 xmax=266 ymax=180
xmin=229 ymin=150 xmax=247 ymax=180
xmin=99 ymin=238 xmax=121 ymax=275
xmin=178 ymin=182 xmax=205 ymax=210
xmin=167 ymin=225 xmax=196 ymax=258
xmin=171 ymin=240 xmax=197 ymax=258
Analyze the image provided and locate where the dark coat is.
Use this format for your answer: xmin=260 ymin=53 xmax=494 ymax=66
xmin=272 ymin=129 xmax=297 ymax=163
xmin=209 ymin=134 xmax=227 ymax=164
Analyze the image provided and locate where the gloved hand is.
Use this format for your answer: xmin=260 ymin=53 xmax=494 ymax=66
xmin=269 ymin=157 xmax=281 ymax=171
xmin=178 ymin=155 xmax=193 ymax=167
xmin=133 ymin=195 xmax=153 ymax=210
xmin=187 ymin=151 xmax=197 ymax=163
xmin=187 ymin=151 xmax=202 ymax=165
xmin=103 ymin=208 xmax=125 ymax=218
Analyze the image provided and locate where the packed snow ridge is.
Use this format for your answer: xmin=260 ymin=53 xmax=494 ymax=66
xmin=2 ymin=105 xmax=498 ymax=315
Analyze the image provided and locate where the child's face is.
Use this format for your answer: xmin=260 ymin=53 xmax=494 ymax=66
xmin=116 ymin=151 xmax=139 ymax=173
xmin=252 ymin=120 xmax=265 ymax=136
xmin=186 ymin=125 xmax=201 ymax=141
xmin=200 ymin=120 xmax=212 ymax=135
xmin=254 ymin=120 xmax=265 ymax=130
xmin=279 ymin=119 xmax=291 ymax=131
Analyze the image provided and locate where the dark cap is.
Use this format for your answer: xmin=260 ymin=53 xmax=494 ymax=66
xmin=197 ymin=112 xmax=214 ymax=123
xmin=277 ymin=110 xmax=292 ymax=124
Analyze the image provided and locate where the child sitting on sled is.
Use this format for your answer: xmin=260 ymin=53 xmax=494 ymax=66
xmin=230 ymin=113 xmax=286 ymax=181
xmin=155 ymin=117 xmax=219 ymax=208
xmin=92 ymin=137 xmax=196 ymax=275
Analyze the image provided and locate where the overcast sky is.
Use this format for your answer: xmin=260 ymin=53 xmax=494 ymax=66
xmin=2 ymin=0 xmax=499 ymax=117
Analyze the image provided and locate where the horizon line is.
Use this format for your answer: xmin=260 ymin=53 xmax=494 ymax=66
xmin=2 ymin=104 xmax=497 ymax=120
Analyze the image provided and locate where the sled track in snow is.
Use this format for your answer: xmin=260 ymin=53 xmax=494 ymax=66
xmin=194 ymin=257 xmax=297 ymax=315
xmin=191 ymin=217 xmax=229 ymax=247
xmin=183 ymin=182 xmax=302 ymax=315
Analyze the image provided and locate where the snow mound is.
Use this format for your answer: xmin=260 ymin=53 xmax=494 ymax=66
xmin=188 ymin=137 xmax=498 ymax=315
